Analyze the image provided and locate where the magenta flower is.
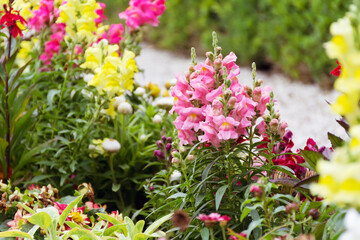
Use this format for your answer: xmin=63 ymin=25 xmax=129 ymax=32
xmin=94 ymin=2 xmax=107 ymax=26
xmin=108 ymin=24 xmax=124 ymax=44
xmin=119 ymin=0 xmax=166 ymax=31
xmin=28 ymin=0 xmax=54 ymax=32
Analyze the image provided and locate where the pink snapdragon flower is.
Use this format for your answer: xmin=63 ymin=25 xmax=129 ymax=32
xmin=40 ymin=23 xmax=65 ymax=65
xmin=108 ymin=24 xmax=124 ymax=44
xmin=171 ymin=50 xmax=272 ymax=148
xmin=28 ymin=0 xmax=54 ymax=32
xmin=94 ymin=2 xmax=107 ymax=26
xmin=119 ymin=0 xmax=166 ymax=31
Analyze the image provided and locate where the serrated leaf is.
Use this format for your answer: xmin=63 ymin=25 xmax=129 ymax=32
xmin=327 ymin=132 xmax=344 ymax=149
xmin=300 ymin=150 xmax=323 ymax=171
xmin=215 ymin=185 xmax=227 ymax=211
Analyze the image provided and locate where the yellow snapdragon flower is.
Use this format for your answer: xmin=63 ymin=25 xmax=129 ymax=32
xmin=81 ymin=39 xmax=138 ymax=97
xmin=57 ymin=0 xmax=100 ymax=43
xmin=311 ymin=4 xmax=360 ymax=208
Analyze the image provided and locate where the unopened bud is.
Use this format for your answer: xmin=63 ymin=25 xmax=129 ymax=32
xmin=250 ymin=185 xmax=263 ymax=197
xmin=180 ymin=146 xmax=186 ymax=153
xmin=165 ymin=143 xmax=172 ymax=151
xmin=117 ymin=102 xmax=133 ymax=115
xmin=189 ymin=66 xmax=195 ymax=73
xmin=308 ymin=209 xmax=320 ymax=220
xmin=153 ymin=114 xmax=162 ymax=124
xmin=269 ymin=119 xmax=279 ymax=133
xmin=156 ymin=140 xmax=163 ymax=148
xmin=172 ymin=151 xmax=181 ymax=159
xmin=252 ymin=87 xmax=262 ymax=102
xmin=274 ymin=112 xmax=280 ymax=118
xmin=216 ymin=47 xmax=222 ymax=54
xmin=227 ymin=96 xmax=237 ymax=109
xmin=187 ymin=155 xmax=194 ymax=161
xmin=224 ymin=89 xmax=233 ymax=99
xmin=206 ymin=51 xmax=213 ymax=59
xmin=214 ymin=59 xmax=222 ymax=70
xmin=285 ymin=202 xmax=299 ymax=214
xmin=255 ymin=79 xmax=263 ymax=87
xmin=172 ymin=157 xmax=180 ymax=164
xmin=278 ymin=121 xmax=288 ymax=138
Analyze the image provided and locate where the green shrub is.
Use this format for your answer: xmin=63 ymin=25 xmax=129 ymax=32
xmin=105 ymin=0 xmax=351 ymax=84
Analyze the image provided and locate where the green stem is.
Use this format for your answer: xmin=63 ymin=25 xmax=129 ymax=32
xmin=221 ymin=227 xmax=227 ymax=240
xmin=259 ymin=223 xmax=293 ymax=240
xmin=58 ymin=43 xmax=75 ymax=110
xmin=225 ymin=141 xmax=232 ymax=196
xmin=209 ymin=228 xmax=215 ymax=240
xmin=181 ymin=158 xmax=195 ymax=211
xmin=4 ymin=33 xmax=12 ymax=180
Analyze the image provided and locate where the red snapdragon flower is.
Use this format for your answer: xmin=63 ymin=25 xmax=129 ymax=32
xmin=330 ymin=60 xmax=341 ymax=77
xmin=0 ymin=4 xmax=27 ymax=38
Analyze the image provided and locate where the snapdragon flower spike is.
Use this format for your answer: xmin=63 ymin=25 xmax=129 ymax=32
xmin=28 ymin=0 xmax=53 ymax=32
xmin=119 ymin=0 xmax=166 ymax=31
xmin=171 ymin=51 xmax=266 ymax=148
xmin=0 ymin=5 xmax=27 ymax=38
xmin=94 ymin=2 xmax=107 ymax=27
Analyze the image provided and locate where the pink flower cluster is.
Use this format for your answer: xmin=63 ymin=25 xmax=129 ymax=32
xmin=28 ymin=0 xmax=54 ymax=32
xmin=197 ymin=213 xmax=231 ymax=226
xmin=40 ymin=23 xmax=65 ymax=65
xmin=98 ymin=24 xmax=124 ymax=45
xmin=170 ymin=51 xmax=272 ymax=148
xmin=119 ymin=0 xmax=166 ymax=31
xmin=95 ymin=2 xmax=107 ymax=27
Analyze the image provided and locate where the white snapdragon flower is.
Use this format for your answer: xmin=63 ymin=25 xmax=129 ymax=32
xmin=170 ymin=170 xmax=182 ymax=182
xmin=153 ymin=114 xmax=162 ymax=124
xmin=102 ymin=139 xmax=121 ymax=153
xmin=117 ymin=102 xmax=133 ymax=115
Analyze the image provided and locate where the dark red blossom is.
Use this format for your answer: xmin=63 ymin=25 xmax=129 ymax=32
xmin=0 ymin=5 xmax=27 ymax=38
xmin=330 ymin=60 xmax=341 ymax=77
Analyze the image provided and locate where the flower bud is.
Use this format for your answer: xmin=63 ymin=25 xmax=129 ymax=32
xmin=167 ymin=137 xmax=173 ymax=143
xmin=154 ymin=149 xmax=164 ymax=160
xmin=113 ymin=96 xmax=126 ymax=108
xmin=88 ymin=144 xmax=96 ymax=151
xmin=165 ymin=143 xmax=172 ymax=151
xmin=180 ymin=146 xmax=186 ymax=153
xmin=285 ymin=202 xmax=299 ymax=214
xmin=153 ymin=114 xmax=162 ymax=124
xmin=227 ymin=96 xmax=237 ymax=109
xmin=278 ymin=121 xmax=288 ymax=138
xmin=117 ymin=102 xmax=133 ymax=115
xmin=140 ymin=134 xmax=146 ymax=141
xmin=216 ymin=47 xmax=222 ymax=54
xmin=224 ymin=89 xmax=233 ymax=99
xmin=134 ymin=87 xmax=146 ymax=96
xmin=185 ymin=71 xmax=190 ymax=80
xmin=187 ymin=154 xmax=194 ymax=162
xmin=206 ymin=51 xmax=214 ymax=59
xmin=214 ymin=58 xmax=222 ymax=70
xmin=172 ymin=157 xmax=180 ymax=164
xmin=252 ymin=87 xmax=262 ymax=102
xmin=250 ymin=185 xmax=263 ymax=197
xmin=102 ymin=139 xmax=121 ymax=153
xmin=269 ymin=119 xmax=279 ymax=133
xmin=172 ymin=151 xmax=181 ymax=159
xmin=156 ymin=140 xmax=163 ymax=148
xmin=308 ymin=209 xmax=320 ymax=220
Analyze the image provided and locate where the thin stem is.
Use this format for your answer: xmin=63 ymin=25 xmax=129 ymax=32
xmin=209 ymin=228 xmax=215 ymax=240
xmin=221 ymin=227 xmax=227 ymax=240
xmin=58 ymin=43 xmax=75 ymax=109
xmin=4 ymin=34 xmax=12 ymax=180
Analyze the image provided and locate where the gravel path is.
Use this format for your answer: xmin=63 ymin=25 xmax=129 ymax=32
xmin=135 ymin=44 xmax=348 ymax=149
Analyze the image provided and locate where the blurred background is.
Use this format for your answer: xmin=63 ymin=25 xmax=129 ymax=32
xmin=103 ymin=0 xmax=350 ymax=88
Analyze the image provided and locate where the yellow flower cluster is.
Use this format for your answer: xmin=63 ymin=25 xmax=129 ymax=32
xmin=16 ymin=38 xmax=39 ymax=67
xmin=311 ymin=4 xmax=360 ymax=208
xmin=57 ymin=0 xmax=100 ymax=42
xmin=80 ymin=39 xmax=138 ymax=97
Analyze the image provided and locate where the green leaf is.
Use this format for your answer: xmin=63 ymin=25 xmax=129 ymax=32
xmin=17 ymin=203 xmax=35 ymax=214
xmin=270 ymin=178 xmax=300 ymax=187
xmin=144 ymin=213 xmax=172 ymax=235
xmin=200 ymin=228 xmax=209 ymax=240
xmin=240 ymin=207 xmax=251 ymax=222
xmin=134 ymin=233 xmax=148 ymax=240
xmin=327 ymin=132 xmax=344 ymax=149
xmin=0 ymin=230 xmax=33 ymax=239
xmin=8 ymin=60 xmax=32 ymax=91
xmin=112 ymin=183 xmax=121 ymax=192
xmin=134 ymin=220 xmax=145 ymax=235
xmin=64 ymin=227 xmax=100 ymax=240
xmin=103 ymin=224 xmax=127 ymax=237
xmin=215 ymin=185 xmax=227 ymax=211
xmin=97 ymin=213 xmax=123 ymax=226
xmin=59 ymin=195 xmax=83 ymax=228
xmin=167 ymin=192 xmax=187 ymax=199
xmin=300 ymin=150 xmax=323 ymax=171
xmin=294 ymin=174 xmax=319 ymax=188
xmin=26 ymin=212 xmax=52 ymax=229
